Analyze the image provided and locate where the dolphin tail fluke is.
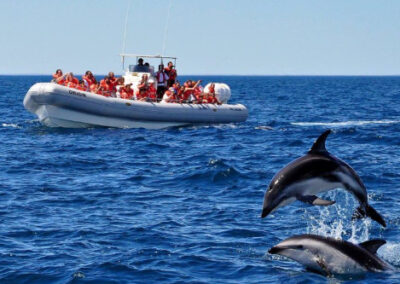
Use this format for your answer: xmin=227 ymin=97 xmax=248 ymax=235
xmin=353 ymin=205 xmax=386 ymax=227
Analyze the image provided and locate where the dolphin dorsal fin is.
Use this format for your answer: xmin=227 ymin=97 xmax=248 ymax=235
xmin=308 ymin=130 xmax=332 ymax=154
xmin=359 ymin=239 xmax=386 ymax=254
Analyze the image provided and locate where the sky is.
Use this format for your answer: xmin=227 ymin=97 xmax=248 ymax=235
xmin=1 ymin=0 xmax=399 ymax=75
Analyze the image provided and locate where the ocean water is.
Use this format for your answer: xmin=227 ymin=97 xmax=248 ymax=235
xmin=1 ymin=75 xmax=400 ymax=283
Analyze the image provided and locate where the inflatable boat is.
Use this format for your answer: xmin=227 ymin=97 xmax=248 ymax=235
xmin=23 ymin=83 xmax=248 ymax=129
xmin=23 ymin=54 xmax=248 ymax=129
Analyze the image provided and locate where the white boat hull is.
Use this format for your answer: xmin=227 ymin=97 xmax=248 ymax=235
xmin=23 ymin=83 xmax=248 ymax=129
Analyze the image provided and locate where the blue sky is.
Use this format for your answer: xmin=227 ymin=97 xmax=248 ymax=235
xmin=1 ymin=0 xmax=399 ymax=75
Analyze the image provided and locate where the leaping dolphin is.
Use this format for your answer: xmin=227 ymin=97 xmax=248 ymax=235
xmin=261 ymin=130 xmax=386 ymax=227
xmin=269 ymin=234 xmax=392 ymax=276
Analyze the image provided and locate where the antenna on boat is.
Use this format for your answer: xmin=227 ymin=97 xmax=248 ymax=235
xmin=161 ymin=0 xmax=173 ymax=58
xmin=121 ymin=0 xmax=133 ymax=70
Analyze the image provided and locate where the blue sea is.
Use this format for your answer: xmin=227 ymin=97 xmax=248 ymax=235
xmin=1 ymin=75 xmax=400 ymax=283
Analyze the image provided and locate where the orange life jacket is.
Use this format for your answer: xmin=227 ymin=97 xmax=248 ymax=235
xmin=64 ymin=81 xmax=77 ymax=89
xmin=148 ymin=85 xmax=157 ymax=101
xmin=83 ymin=75 xmax=96 ymax=87
xmin=76 ymin=85 xmax=87 ymax=92
xmin=120 ymin=87 xmax=134 ymax=100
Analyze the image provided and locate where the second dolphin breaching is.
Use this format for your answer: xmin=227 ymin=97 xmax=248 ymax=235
xmin=261 ymin=129 xmax=386 ymax=227
xmin=269 ymin=234 xmax=392 ymax=276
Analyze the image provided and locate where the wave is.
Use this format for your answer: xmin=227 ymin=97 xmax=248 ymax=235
xmin=291 ymin=120 xmax=400 ymax=127
xmin=1 ymin=123 xmax=21 ymax=129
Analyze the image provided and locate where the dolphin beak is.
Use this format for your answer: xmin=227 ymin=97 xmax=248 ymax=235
xmin=268 ymin=246 xmax=280 ymax=254
xmin=261 ymin=207 xmax=272 ymax=218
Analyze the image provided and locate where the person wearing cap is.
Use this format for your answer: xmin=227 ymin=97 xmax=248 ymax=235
xmin=165 ymin=61 xmax=177 ymax=87
xmin=161 ymin=86 xmax=178 ymax=103
xmin=148 ymin=79 xmax=157 ymax=102
xmin=156 ymin=64 xmax=169 ymax=101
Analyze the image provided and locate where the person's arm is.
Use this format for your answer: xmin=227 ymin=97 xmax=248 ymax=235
xmin=55 ymin=74 xmax=67 ymax=83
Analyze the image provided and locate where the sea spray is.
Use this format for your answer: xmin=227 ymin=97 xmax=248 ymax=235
xmin=305 ymin=189 xmax=371 ymax=242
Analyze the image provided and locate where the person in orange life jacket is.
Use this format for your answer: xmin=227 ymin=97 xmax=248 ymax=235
xmin=82 ymin=70 xmax=97 ymax=88
xmin=90 ymin=82 xmax=103 ymax=95
xmin=181 ymin=80 xmax=201 ymax=103
xmin=52 ymin=69 xmax=63 ymax=82
xmin=108 ymin=72 xmax=118 ymax=87
xmin=204 ymin=83 xmax=221 ymax=104
xmin=120 ymin=83 xmax=134 ymax=100
xmin=155 ymin=64 xmax=169 ymax=101
xmin=100 ymin=76 xmax=115 ymax=97
xmin=161 ymin=87 xmax=178 ymax=103
xmin=137 ymin=74 xmax=149 ymax=100
xmin=76 ymin=80 xmax=88 ymax=92
xmin=164 ymin=61 xmax=177 ymax=87
xmin=63 ymin=72 xmax=80 ymax=88
xmin=147 ymin=80 xmax=157 ymax=102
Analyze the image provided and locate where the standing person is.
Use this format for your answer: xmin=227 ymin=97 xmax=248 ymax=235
xmin=164 ymin=61 xmax=177 ymax=87
xmin=155 ymin=64 xmax=169 ymax=101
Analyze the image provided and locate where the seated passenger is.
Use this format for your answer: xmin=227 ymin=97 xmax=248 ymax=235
xmin=108 ymin=72 xmax=118 ymax=87
xmin=52 ymin=69 xmax=63 ymax=82
xmin=63 ymin=72 xmax=79 ymax=88
xmin=181 ymin=80 xmax=202 ymax=103
xmin=120 ymin=83 xmax=134 ymax=100
xmin=90 ymin=82 xmax=103 ymax=95
xmin=204 ymin=83 xmax=221 ymax=104
xmin=76 ymin=80 xmax=89 ymax=91
xmin=137 ymin=74 xmax=149 ymax=100
xmin=148 ymin=81 xmax=157 ymax=102
xmin=82 ymin=71 xmax=97 ymax=87
xmin=100 ymin=76 xmax=115 ymax=97
xmin=138 ymin=58 xmax=144 ymax=66
xmin=115 ymin=77 xmax=125 ymax=98
xmin=134 ymin=58 xmax=147 ymax=72
xmin=161 ymin=87 xmax=177 ymax=103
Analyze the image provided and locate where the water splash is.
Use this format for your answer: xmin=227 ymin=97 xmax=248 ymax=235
xmin=305 ymin=189 xmax=371 ymax=243
xmin=378 ymin=242 xmax=400 ymax=267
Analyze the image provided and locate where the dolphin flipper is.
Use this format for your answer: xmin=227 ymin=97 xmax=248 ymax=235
xmin=297 ymin=195 xmax=336 ymax=206
xmin=353 ymin=205 xmax=387 ymax=227
xmin=315 ymin=257 xmax=332 ymax=277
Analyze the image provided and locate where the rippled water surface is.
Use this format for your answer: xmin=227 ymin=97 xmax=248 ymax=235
xmin=1 ymin=75 xmax=400 ymax=283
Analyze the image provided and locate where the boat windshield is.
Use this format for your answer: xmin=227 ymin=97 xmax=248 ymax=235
xmin=129 ymin=64 xmax=154 ymax=74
